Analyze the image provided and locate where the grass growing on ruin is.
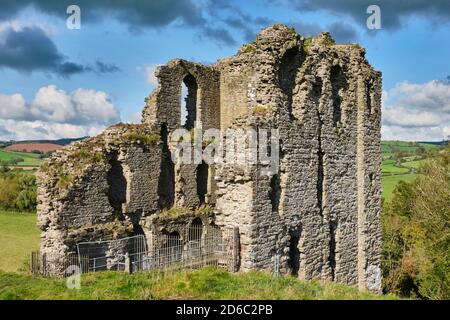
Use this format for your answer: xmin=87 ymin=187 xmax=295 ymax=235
xmin=124 ymin=132 xmax=160 ymax=144
xmin=157 ymin=206 xmax=213 ymax=220
xmin=0 ymin=267 xmax=398 ymax=300
xmin=241 ymin=43 xmax=257 ymax=53
xmin=0 ymin=211 xmax=40 ymax=272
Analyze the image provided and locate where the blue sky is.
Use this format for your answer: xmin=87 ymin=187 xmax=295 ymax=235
xmin=0 ymin=0 xmax=449 ymax=141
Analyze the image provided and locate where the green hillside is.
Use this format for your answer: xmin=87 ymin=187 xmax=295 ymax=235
xmin=0 ymin=211 xmax=40 ymax=272
xmin=382 ymin=140 xmax=438 ymax=158
xmin=0 ymin=149 xmax=42 ymax=168
xmin=380 ymin=141 xmax=443 ymax=201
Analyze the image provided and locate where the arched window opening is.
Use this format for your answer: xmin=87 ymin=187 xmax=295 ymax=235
xmin=168 ymin=231 xmax=182 ymax=263
xmin=196 ymin=161 xmax=209 ymax=204
xmin=189 ymin=218 xmax=203 ymax=242
xmin=330 ymin=65 xmax=347 ymax=125
xmin=278 ymin=46 xmax=304 ymax=118
xmin=107 ymin=155 xmax=127 ymax=216
xmin=181 ymin=74 xmax=198 ymax=129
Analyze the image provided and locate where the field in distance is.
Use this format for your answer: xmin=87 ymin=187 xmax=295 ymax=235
xmin=4 ymin=143 xmax=62 ymax=153
xmin=381 ymin=140 xmax=441 ymax=201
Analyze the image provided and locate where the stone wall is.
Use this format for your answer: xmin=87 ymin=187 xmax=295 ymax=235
xmin=141 ymin=59 xmax=220 ymax=210
xmin=37 ymin=24 xmax=381 ymax=291
xmin=37 ymin=124 xmax=161 ymax=275
xmin=213 ymin=25 xmax=382 ymax=291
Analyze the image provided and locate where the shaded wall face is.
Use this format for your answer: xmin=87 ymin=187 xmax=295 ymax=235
xmin=215 ymin=41 xmax=381 ymax=290
xmin=142 ymin=61 xmax=221 ymax=210
xmin=37 ymin=128 xmax=163 ymax=276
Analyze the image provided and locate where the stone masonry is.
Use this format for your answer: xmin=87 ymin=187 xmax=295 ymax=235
xmin=37 ymin=24 xmax=382 ymax=291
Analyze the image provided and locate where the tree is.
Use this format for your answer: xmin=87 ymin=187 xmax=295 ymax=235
xmin=382 ymin=148 xmax=450 ymax=299
xmin=14 ymin=174 xmax=37 ymax=211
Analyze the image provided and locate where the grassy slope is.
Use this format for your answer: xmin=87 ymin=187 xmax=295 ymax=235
xmin=381 ymin=140 xmax=437 ymax=157
xmin=382 ymin=174 xmax=418 ymax=202
xmin=0 ymin=213 xmax=396 ymax=300
xmin=380 ymin=141 xmax=438 ymax=201
xmin=402 ymin=159 xmax=428 ymax=169
xmin=0 ymin=149 xmax=42 ymax=167
xmin=0 ymin=211 xmax=40 ymax=272
xmin=0 ymin=267 xmax=397 ymax=300
xmin=381 ymin=160 xmax=410 ymax=175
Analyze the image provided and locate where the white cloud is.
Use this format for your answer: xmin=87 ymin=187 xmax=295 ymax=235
xmin=382 ymin=80 xmax=450 ymax=141
xmin=0 ymin=20 xmax=57 ymax=37
xmin=71 ymin=88 xmax=120 ymax=125
xmin=31 ymin=85 xmax=76 ymax=123
xmin=0 ymin=85 xmax=121 ymax=140
xmin=138 ymin=64 xmax=161 ymax=86
xmin=0 ymin=93 xmax=28 ymax=119
xmin=0 ymin=119 xmax=104 ymax=141
xmin=123 ymin=111 xmax=142 ymax=124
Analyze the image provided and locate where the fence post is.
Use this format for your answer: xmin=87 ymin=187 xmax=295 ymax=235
xmin=228 ymin=227 xmax=240 ymax=273
xmin=42 ymin=252 xmax=47 ymax=276
xmin=124 ymin=253 xmax=132 ymax=274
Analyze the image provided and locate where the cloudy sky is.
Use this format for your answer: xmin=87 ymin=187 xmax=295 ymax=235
xmin=0 ymin=0 xmax=449 ymax=141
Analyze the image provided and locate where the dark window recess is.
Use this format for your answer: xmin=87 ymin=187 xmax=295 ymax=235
xmin=189 ymin=218 xmax=203 ymax=241
xmin=330 ymin=65 xmax=347 ymax=125
xmin=278 ymin=46 xmax=305 ymax=118
xmin=269 ymin=174 xmax=281 ymax=212
xmin=196 ymin=161 xmax=209 ymax=204
xmin=315 ymin=79 xmax=324 ymax=217
xmin=288 ymin=231 xmax=300 ymax=276
xmin=329 ymin=220 xmax=337 ymax=281
xmin=366 ymin=80 xmax=372 ymax=116
xmin=317 ymin=135 xmax=324 ymax=215
xmin=107 ymin=157 xmax=127 ymax=215
xmin=168 ymin=231 xmax=182 ymax=263
xmin=181 ymin=74 xmax=198 ymax=129
xmin=157 ymin=124 xmax=175 ymax=209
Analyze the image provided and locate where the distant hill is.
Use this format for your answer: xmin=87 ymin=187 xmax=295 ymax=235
xmin=0 ymin=137 xmax=88 ymax=148
xmin=381 ymin=140 xmax=440 ymax=158
xmin=418 ymin=140 xmax=449 ymax=146
xmin=4 ymin=143 xmax=62 ymax=153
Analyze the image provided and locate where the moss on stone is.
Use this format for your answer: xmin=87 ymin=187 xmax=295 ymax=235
xmin=56 ymin=173 xmax=75 ymax=189
xmin=157 ymin=206 xmax=213 ymax=220
xmin=253 ymin=104 xmax=273 ymax=116
xmin=241 ymin=44 xmax=257 ymax=53
xmin=124 ymin=132 xmax=160 ymax=144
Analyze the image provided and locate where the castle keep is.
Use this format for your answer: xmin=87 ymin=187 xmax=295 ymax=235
xmin=37 ymin=25 xmax=382 ymax=291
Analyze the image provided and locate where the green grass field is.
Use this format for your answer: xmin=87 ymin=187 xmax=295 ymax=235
xmin=381 ymin=140 xmax=438 ymax=157
xmin=381 ymin=160 xmax=410 ymax=175
xmin=0 ymin=267 xmax=397 ymax=300
xmin=0 ymin=149 xmax=42 ymax=167
xmin=0 ymin=212 xmax=397 ymax=300
xmin=402 ymin=159 xmax=428 ymax=169
xmin=382 ymin=174 xmax=418 ymax=202
xmin=380 ymin=141 xmax=438 ymax=201
xmin=0 ymin=211 xmax=40 ymax=272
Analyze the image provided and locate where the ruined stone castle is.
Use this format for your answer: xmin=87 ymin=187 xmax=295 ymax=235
xmin=37 ymin=25 xmax=382 ymax=291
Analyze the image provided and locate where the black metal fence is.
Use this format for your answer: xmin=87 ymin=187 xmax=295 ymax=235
xmin=30 ymin=225 xmax=238 ymax=277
